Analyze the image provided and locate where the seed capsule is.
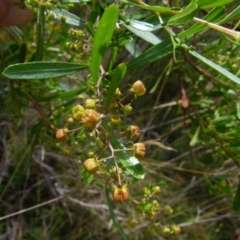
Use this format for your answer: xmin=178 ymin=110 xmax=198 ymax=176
xmin=130 ymin=80 xmax=146 ymax=96
xmin=127 ymin=125 xmax=140 ymax=139
xmin=81 ymin=109 xmax=99 ymax=128
xmin=83 ymin=158 xmax=99 ymax=174
xmin=134 ymin=143 xmax=146 ymax=159
xmin=112 ymin=185 xmax=130 ymax=202
xmin=56 ymin=129 xmax=67 ymax=142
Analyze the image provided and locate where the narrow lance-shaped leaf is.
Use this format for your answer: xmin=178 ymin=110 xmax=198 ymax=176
xmin=178 ymin=6 xmax=225 ymax=37
xmin=105 ymin=188 xmax=128 ymax=240
xmin=104 ymin=63 xmax=127 ymax=107
xmin=3 ymin=62 xmax=89 ymax=80
xmin=126 ymin=39 xmax=172 ymax=70
xmin=190 ymin=126 xmax=200 ymax=146
xmin=192 ymin=0 xmax=233 ymax=9
xmin=217 ymin=5 xmax=240 ymax=25
xmin=124 ymin=23 xmax=161 ymax=45
xmin=89 ymin=5 xmax=119 ymax=84
xmin=189 ymin=50 xmax=240 ymax=85
xmin=167 ymin=3 xmax=198 ymax=26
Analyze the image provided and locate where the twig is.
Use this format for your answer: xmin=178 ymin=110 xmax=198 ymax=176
xmin=0 ymin=196 xmax=63 ymax=221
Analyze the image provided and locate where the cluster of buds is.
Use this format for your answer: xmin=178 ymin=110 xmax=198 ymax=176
xmin=55 ymin=80 xmax=147 ymax=204
xmin=72 ymin=105 xmax=99 ymax=128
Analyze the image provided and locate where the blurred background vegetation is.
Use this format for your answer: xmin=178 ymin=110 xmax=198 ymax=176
xmin=1 ymin=0 xmax=240 ymax=239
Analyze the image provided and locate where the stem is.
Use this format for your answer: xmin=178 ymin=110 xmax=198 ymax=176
xmin=36 ymin=6 xmax=45 ymax=61
xmin=193 ymin=17 xmax=240 ymax=40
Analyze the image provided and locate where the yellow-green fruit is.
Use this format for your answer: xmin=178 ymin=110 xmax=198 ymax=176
xmin=130 ymin=80 xmax=146 ymax=96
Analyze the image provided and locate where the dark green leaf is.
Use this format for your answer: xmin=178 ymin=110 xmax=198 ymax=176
xmin=81 ymin=167 xmax=94 ymax=185
xmin=233 ymin=179 xmax=240 ymax=211
xmin=104 ymin=63 xmax=127 ymax=107
xmin=167 ymin=4 xmax=198 ymax=25
xmin=89 ymin=5 xmax=119 ymax=84
xmin=3 ymin=62 xmax=89 ymax=79
xmin=189 ymin=50 xmax=240 ymax=85
xmin=110 ymin=136 xmax=145 ymax=180
xmin=126 ymin=39 xmax=172 ymax=70
xmin=178 ymin=7 xmax=225 ymax=37
xmin=36 ymin=87 xmax=87 ymax=101
xmin=193 ymin=0 xmax=233 ymax=9
xmin=105 ymin=188 xmax=128 ymax=240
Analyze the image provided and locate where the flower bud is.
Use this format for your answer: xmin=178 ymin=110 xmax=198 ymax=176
xmin=85 ymin=99 xmax=96 ymax=109
xmin=72 ymin=105 xmax=86 ymax=120
xmin=134 ymin=143 xmax=146 ymax=159
xmin=130 ymin=80 xmax=146 ymax=96
xmin=127 ymin=125 xmax=140 ymax=139
xmin=81 ymin=109 xmax=99 ymax=128
xmin=164 ymin=206 xmax=173 ymax=215
xmin=181 ymin=95 xmax=189 ymax=108
xmin=110 ymin=115 xmax=122 ymax=126
xmin=56 ymin=129 xmax=67 ymax=142
xmin=171 ymin=225 xmax=181 ymax=234
xmin=112 ymin=185 xmax=130 ymax=202
xmin=83 ymin=158 xmax=99 ymax=174
xmin=115 ymin=88 xmax=122 ymax=98
xmin=122 ymin=104 xmax=133 ymax=115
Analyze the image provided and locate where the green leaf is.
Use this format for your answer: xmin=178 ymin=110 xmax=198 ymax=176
xmin=3 ymin=62 xmax=89 ymax=80
xmin=189 ymin=50 xmax=240 ymax=85
xmin=123 ymin=18 xmax=162 ymax=31
xmin=49 ymin=9 xmax=85 ymax=27
xmin=121 ymin=1 xmax=173 ymax=14
xmin=178 ymin=7 xmax=225 ymax=37
xmin=123 ymin=23 xmax=161 ymax=45
xmin=233 ymin=179 xmax=240 ymax=211
xmin=105 ymin=188 xmax=128 ymax=240
xmin=126 ymin=39 xmax=172 ymax=70
xmin=104 ymin=63 xmax=127 ymax=107
xmin=110 ymin=136 xmax=145 ymax=180
xmin=81 ymin=167 xmax=94 ymax=185
xmin=125 ymin=42 xmax=142 ymax=57
xmin=89 ymin=5 xmax=119 ymax=84
xmin=190 ymin=126 xmax=200 ymax=146
xmin=36 ymin=87 xmax=87 ymax=101
xmin=193 ymin=0 xmax=233 ymax=9
xmin=167 ymin=4 xmax=198 ymax=26
xmin=217 ymin=5 xmax=240 ymax=25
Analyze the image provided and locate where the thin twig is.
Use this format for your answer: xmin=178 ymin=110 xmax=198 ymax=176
xmin=0 ymin=196 xmax=63 ymax=221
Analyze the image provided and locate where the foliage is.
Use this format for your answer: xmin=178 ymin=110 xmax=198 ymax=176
xmin=1 ymin=0 xmax=240 ymax=239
